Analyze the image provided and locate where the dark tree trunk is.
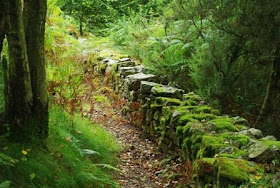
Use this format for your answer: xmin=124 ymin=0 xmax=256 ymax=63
xmin=256 ymin=47 xmax=280 ymax=138
xmin=0 ymin=0 xmax=5 ymax=57
xmin=80 ymin=16 xmax=83 ymax=36
xmin=4 ymin=0 xmax=33 ymax=139
xmin=24 ymin=0 xmax=49 ymax=139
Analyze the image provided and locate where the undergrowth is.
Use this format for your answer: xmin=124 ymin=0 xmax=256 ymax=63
xmin=0 ymin=1 xmax=121 ymax=187
xmin=0 ymin=107 xmax=120 ymax=187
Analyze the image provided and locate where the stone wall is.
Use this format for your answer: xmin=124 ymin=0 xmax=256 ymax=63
xmin=96 ymin=57 xmax=280 ymax=187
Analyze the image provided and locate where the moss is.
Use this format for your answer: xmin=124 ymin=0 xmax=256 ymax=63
xmin=154 ymin=85 xmax=165 ymax=92
xmin=182 ymin=122 xmax=204 ymax=136
xmin=210 ymin=118 xmax=239 ymax=132
xmin=195 ymin=135 xmax=228 ymax=159
xmin=211 ymin=109 xmax=220 ymax=115
xmin=194 ymin=106 xmax=212 ymax=114
xmin=262 ymin=140 xmax=280 ymax=150
xmin=219 ymin=149 xmax=247 ymax=158
xmin=178 ymin=113 xmax=215 ymax=125
xmin=178 ymin=114 xmax=198 ymax=125
xmin=175 ymin=106 xmax=195 ymax=114
xmin=155 ymin=97 xmax=181 ymax=106
xmin=201 ymin=157 xmax=216 ymax=165
xmin=183 ymin=92 xmax=201 ymax=101
xmin=192 ymin=113 xmax=216 ymax=121
xmin=220 ymin=133 xmax=251 ymax=148
xmin=216 ymin=157 xmax=263 ymax=187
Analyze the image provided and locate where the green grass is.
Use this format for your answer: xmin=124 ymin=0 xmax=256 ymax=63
xmin=0 ymin=106 xmax=121 ymax=187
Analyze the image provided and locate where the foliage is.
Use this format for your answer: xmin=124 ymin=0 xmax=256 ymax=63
xmin=107 ymin=0 xmax=280 ymax=125
xmin=57 ymin=0 xmax=166 ymax=35
xmin=0 ymin=107 xmax=120 ymax=187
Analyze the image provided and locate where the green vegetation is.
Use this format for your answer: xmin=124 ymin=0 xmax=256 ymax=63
xmin=1 ymin=0 xmax=280 ymax=187
xmin=0 ymin=107 xmax=120 ymax=187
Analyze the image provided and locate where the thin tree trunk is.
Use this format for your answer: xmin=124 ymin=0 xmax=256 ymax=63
xmin=24 ymin=0 xmax=49 ymax=139
xmin=256 ymin=47 xmax=280 ymax=138
xmin=4 ymin=0 xmax=33 ymax=139
xmin=0 ymin=0 xmax=5 ymax=57
xmin=80 ymin=16 xmax=83 ymax=36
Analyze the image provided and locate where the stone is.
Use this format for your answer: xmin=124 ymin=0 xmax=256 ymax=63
xmin=119 ymin=57 xmax=131 ymax=62
xmin=118 ymin=61 xmax=136 ymax=68
xmin=215 ymin=157 xmax=263 ymax=187
xmin=151 ymin=85 xmax=184 ymax=99
xmin=140 ymin=81 xmax=160 ymax=94
xmin=248 ymin=142 xmax=276 ymax=163
xmin=146 ymin=109 xmax=153 ymax=123
xmin=182 ymin=92 xmax=202 ymax=105
xmin=119 ymin=65 xmax=145 ymax=77
xmin=153 ymin=111 xmax=161 ymax=121
xmin=232 ymin=116 xmax=250 ymax=127
xmin=239 ymin=128 xmax=263 ymax=139
xmin=219 ymin=147 xmax=235 ymax=155
xmin=260 ymin=135 xmax=277 ymax=141
xmin=125 ymin=73 xmax=157 ymax=91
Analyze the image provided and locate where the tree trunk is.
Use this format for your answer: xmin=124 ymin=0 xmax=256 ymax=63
xmin=4 ymin=0 xmax=33 ymax=139
xmin=24 ymin=0 xmax=49 ymax=139
xmin=256 ymin=47 xmax=280 ymax=138
xmin=0 ymin=0 xmax=5 ymax=57
xmin=80 ymin=16 xmax=83 ymax=36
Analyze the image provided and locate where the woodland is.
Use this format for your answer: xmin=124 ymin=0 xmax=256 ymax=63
xmin=0 ymin=0 xmax=280 ymax=187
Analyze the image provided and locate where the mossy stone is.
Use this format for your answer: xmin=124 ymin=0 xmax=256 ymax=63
xmin=210 ymin=118 xmax=239 ymax=132
xmin=155 ymin=97 xmax=181 ymax=106
xmin=194 ymin=106 xmax=212 ymax=114
xmin=215 ymin=157 xmax=263 ymax=187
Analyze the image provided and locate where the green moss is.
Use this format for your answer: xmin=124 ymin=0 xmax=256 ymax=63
xmin=192 ymin=113 xmax=216 ymax=121
xmin=220 ymin=133 xmax=251 ymax=148
xmin=210 ymin=118 xmax=239 ymax=132
xmin=178 ymin=113 xmax=215 ymax=125
xmin=194 ymin=106 xmax=212 ymax=114
xmin=201 ymin=157 xmax=216 ymax=165
xmin=211 ymin=110 xmax=220 ymax=115
xmin=153 ymin=85 xmax=165 ymax=93
xmin=216 ymin=158 xmax=263 ymax=187
xmin=155 ymin=97 xmax=181 ymax=106
xmin=262 ymin=140 xmax=280 ymax=150
xmin=219 ymin=149 xmax=247 ymax=158
xmin=178 ymin=114 xmax=198 ymax=125
xmin=183 ymin=92 xmax=202 ymax=101
xmin=182 ymin=122 xmax=204 ymax=136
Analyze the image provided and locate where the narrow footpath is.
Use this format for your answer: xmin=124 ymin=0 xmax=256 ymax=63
xmin=78 ymin=63 xmax=191 ymax=188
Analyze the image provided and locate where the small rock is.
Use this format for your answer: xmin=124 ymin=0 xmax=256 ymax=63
xmin=119 ymin=57 xmax=131 ymax=62
xmin=248 ymin=142 xmax=275 ymax=163
xmin=261 ymin=135 xmax=277 ymax=141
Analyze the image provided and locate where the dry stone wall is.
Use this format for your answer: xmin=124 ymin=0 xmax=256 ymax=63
xmin=96 ymin=56 xmax=280 ymax=187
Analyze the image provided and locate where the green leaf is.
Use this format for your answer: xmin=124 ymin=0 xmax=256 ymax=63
xmin=0 ymin=181 xmax=11 ymax=188
xmin=29 ymin=173 xmax=36 ymax=181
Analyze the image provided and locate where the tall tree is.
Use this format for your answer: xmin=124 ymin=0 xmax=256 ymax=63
xmin=24 ymin=0 xmax=49 ymax=138
xmin=4 ymin=0 xmax=33 ymax=139
xmin=2 ymin=0 xmax=49 ymax=140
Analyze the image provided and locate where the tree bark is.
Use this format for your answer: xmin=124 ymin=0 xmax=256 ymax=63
xmin=256 ymin=46 xmax=280 ymax=138
xmin=0 ymin=0 xmax=5 ymax=57
xmin=4 ymin=0 xmax=33 ymax=139
xmin=24 ymin=0 xmax=49 ymax=139
xmin=80 ymin=15 xmax=83 ymax=36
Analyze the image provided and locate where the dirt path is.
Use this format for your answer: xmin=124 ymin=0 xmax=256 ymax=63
xmin=75 ymin=68 xmax=190 ymax=188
